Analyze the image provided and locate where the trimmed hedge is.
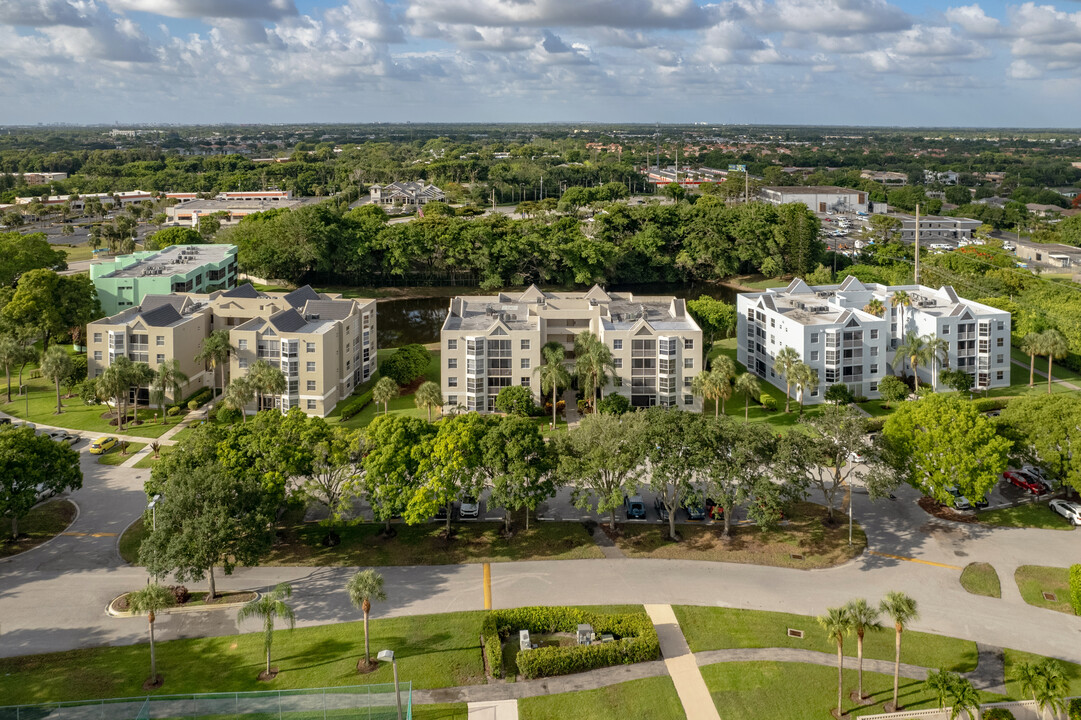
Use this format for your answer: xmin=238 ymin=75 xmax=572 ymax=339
xmin=983 ymin=708 xmax=1015 ymax=720
xmin=1070 ymin=697 xmax=1081 ymax=720
xmin=1070 ymin=563 xmax=1081 ymax=616
xmin=863 ymin=417 xmax=887 ymax=433
xmin=973 ymin=397 xmax=1011 ymax=414
xmin=339 ymin=389 xmax=373 ymax=421
xmin=482 ymin=606 xmax=659 ymax=680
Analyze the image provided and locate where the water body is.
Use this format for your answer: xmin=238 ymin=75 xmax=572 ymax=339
xmin=376 ymin=282 xmax=744 ymax=348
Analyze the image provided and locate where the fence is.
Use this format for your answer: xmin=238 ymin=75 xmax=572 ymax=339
xmin=0 ymin=683 xmax=412 ymax=720
xmin=860 ymin=695 xmax=1077 ymax=720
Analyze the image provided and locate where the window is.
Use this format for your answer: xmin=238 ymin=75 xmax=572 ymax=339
xmin=683 ymin=358 xmax=693 ymax=368
xmin=306 ymin=342 xmax=315 ymax=353
xmin=306 ymin=399 xmax=316 ymax=410
xmin=613 ymin=339 xmax=623 ymax=350
xmin=521 ymin=377 xmax=530 ymax=387
xmin=942 ymin=325 xmax=950 ymax=335
xmin=684 ymin=338 xmax=694 ymax=350
xmin=520 ymin=339 xmax=530 ymax=350
xmin=870 ymin=364 xmax=878 ymax=374
xmin=684 ymin=394 xmax=693 ymax=406
xmin=93 ymin=350 xmax=102 ymax=360
xmin=93 ymin=332 xmax=102 ymax=343
xmin=996 ymin=370 xmax=1004 ymax=380
xmin=238 ymin=339 xmax=248 ymax=350
xmin=810 ymin=351 xmax=819 ymax=362
xmin=520 ymin=358 xmax=530 ymax=369
xmin=997 ymin=321 xmax=1004 ymax=331
xmin=810 ymin=332 xmax=819 ymax=344
xmin=448 ymin=358 xmax=458 ymax=369
xmin=870 ymin=381 xmax=878 ymax=392
xmin=448 ymin=377 xmax=458 ymax=388
xmin=770 ymin=318 xmax=775 ymax=328
xmin=684 ymin=376 xmax=692 ymax=387
xmin=997 ymin=337 xmax=1004 ymax=347
xmin=447 ymin=339 xmax=458 ymax=350
xmin=870 ymin=346 xmax=879 ymax=357
xmin=156 ymin=354 xmax=165 ymax=364
xmin=870 ymin=329 xmax=879 ymax=340
xmin=996 ymin=354 xmax=1004 ymax=365
xmin=307 ymin=380 xmax=316 ymax=391
xmin=447 ymin=395 xmax=458 ymax=406
xmin=304 ymin=361 xmax=314 ymax=372
xmin=156 ymin=335 xmax=165 ymax=346
xmin=613 ymin=358 xmax=622 ymax=369
xmin=239 ymin=358 xmax=248 ymax=369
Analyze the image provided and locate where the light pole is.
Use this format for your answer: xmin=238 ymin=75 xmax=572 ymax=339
xmin=377 ymin=649 xmax=403 ymax=720
xmin=148 ymin=494 xmax=161 ymax=531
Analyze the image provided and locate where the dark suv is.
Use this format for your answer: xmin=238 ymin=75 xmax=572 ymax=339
xmin=624 ymin=495 xmax=646 ymax=520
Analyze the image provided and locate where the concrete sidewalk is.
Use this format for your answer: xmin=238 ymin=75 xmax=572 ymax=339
xmin=645 ymin=604 xmax=721 ymax=720
xmin=467 ymin=700 xmax=518 ymax=719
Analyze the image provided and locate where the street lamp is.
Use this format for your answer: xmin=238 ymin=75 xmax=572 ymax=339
xmin=377 ymin=649 xmax=403 ymax=720
xmin=147 ymin=494 xmax=161 ymax=531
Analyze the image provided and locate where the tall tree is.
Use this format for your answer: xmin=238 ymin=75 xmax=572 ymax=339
xmin=1039 ymin=328 xmax=1068 ymax=395
xmin=302 ymin=425 xmax=361 ymax=537
xmin=734 ymin=372 xmax=761 ymax=421
xmin=948 ymin=678 xmax=980 ymax=720
xmin=999 ymin=394 xmax=1081 ymax=495
xmin=686 ymin=296 xmax=736 ymax=354
xmin=641 ymin=408 xmax=710 ymax=541
xmin=127 ymin=583 xmax=174 ymax=687
xmin=535 ymin=340 xmax=571 ymax=428
xmin=703 ymin=418 xmax=778 ymax=538
xmin=894 ymin=332 xmax=927 ymax=389
xmin=236 ymin=583 xmax=295 ymax=679
xmin=247 ymin=358 xmax=286 ymax=412
xmin=923 ymin=334 xmax=950 ymax=392
xmin=130 ymin=362 xmax=157 ymax=425
xmin=790 ymin=361 xmax=819 ymax=416
xmin=414 ymin=380 xmax=443 ymax=422
xmin=39 ymin=345 xmax=72 ymax=414
xmin=347 ymin=569 xmax=387 ymax=671
xmin=573 ymin=331 xmax=618 ymax=409
xmin=97 ymin=356 xmax=135 ymax=430
xmin=862 ymin=298 xmax=885 ymax=317
xmin=194 ymin=329 xmax=234 ymax=399
xmin=880 ymin=591 xmax=919 ymax=712
xmin=1020 ymin=331 xmax=1043 ymax=388
xmin=362 ymin=415 xmax=436 ymax=532
xmin=0 ymin=426 xmax=82 ymax=539
xmin=372 ymin=376 xmax=399 ymax=415
xmin=557 ymin=412 xmax=646 ymax=529
xmin=817 ymin=606 xmax=852 ymax=718
xmin=923 ymin=668 xmax=958 ymax=710
xmin=774 ymin=346 xmax=801 ymax=413
xmin=691 ymin=368 xmax=725 ymax=418
xmin=410 ymin=413 xmax=493 ymax=534
xmin=151 ymin=358 xmax=189 ymax=424
xmin=482 ymin=416 xmax=554 ymax=531
xmin=845 ymin=598 xmax=881 ymax=702
xmin=891 ymin=290 xmax=911 ymax=337
xmin=0 ymin=334 xmax=19 ymax=403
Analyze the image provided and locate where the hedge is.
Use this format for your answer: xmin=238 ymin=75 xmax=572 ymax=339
xmin=1070 ymin=564 xmax=1081 ymax=616
xmin=482 ymin=606 xmax=659 ymax=680
xmin=973 ymin=397 xmax=1011 ymax=414
xmin=1070 ymin=697 xmax=1081 ymax=720
xmin=863 ymin=417 xmax=887 ymax=433
xmin=171 ymin=387 xmax=212 ymax=413
xmin=339 ymin=390 xmax=373 ymax=421
xmin=983 ymin=708 xmax=1015 ymax=720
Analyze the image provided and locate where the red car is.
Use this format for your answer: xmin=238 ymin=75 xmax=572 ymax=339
xmin=1005 ymin=470 xmax=1046 ymax=495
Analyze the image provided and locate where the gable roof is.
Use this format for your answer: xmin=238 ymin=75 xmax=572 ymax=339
xmin=302 ymin=299 xmax=354 ymax=321
xmin=584 ymin=284 xmax=611 ymax=302
xmin=139 ymin=304 xmax=183 ymax=327
xmin=140 ymin=294 xmax=190 ymax=313
xmin=838 ymin=276 xmax=865 ymax=291
xmin=784 ymin=278 xmax=813 ymax=294
xmin=221 ymin=283 xmax=261 ymax=299
xmin=283 ymin=285 xmax=321 ymax=308
xmin=268 ymin=308 xmax=307 ymax=333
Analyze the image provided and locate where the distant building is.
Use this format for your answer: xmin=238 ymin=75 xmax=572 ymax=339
xmin=1025 ymin=203 xmax=1067 ymax=218
xmin=90 ymin=244 xmax=238 ymax=316
xmin=974 ymin=196 xmax=1010 ymax=208
xmin=867 ymin=213 xmax=982 ymax=243
xmin=370 ymin=182 xmax=445 ymax=206
xmin=440 ymin=285 xmax=702 ymax=413
xmin=737 ymin=276 xmax=1011 ymax=403
xmin=860 ymin=170 xmax=908 ymax=186
xmin=759 ymin=186 xmax=869 ymax=214
xmin=644 ymin=166 xmax=728 ymax=188
xmin=166 ymin=194 xmax=313 ymax=227
xmin=1012 ymin=238 xmax=1081 ymax=269
xmin=20 ymin=172 xmax=68 ymax=185
xmin=924 ymin=170 xmax=959 ymax=185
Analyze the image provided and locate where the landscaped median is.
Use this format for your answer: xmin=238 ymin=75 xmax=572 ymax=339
xmin=1015 ymin=565 xmax=1081 ymax=615
xmin=107 ymin=588 xmax=257 ymax=617
xmin=0 ymin=498 xmax=77 ymax=560
xmin=960 ymin=562 xmax=1002 ymax=598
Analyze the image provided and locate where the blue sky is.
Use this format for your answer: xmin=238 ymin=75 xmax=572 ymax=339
xmin=1 ymin=0 xmax=1080 ymax=127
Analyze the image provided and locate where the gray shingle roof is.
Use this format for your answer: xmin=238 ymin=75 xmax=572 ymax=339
xmin=221 ymin=284 xmax=261 ymax=299
xmin=139 ymin=304 xmax=183 ymax=327
xmin=284 ymin=285 xmax=320 ymax=308
xmin=302 ymin=299 xmax=354 ymax=321
xmin=268 ymin=308 xmax=307 ymax=333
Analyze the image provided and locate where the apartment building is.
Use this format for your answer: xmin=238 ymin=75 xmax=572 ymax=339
xmin=86 ymin=284 xmax=377 ymax=417
xmin=866 ymin=213 xmax=982 ymax=244
xmin=440 ymin=285 xmax=702 ymax=413
xmin=736 ymin=276 xmax=1011 ymax=404
xmin=90 ymin=244 xmax=238 ymax=315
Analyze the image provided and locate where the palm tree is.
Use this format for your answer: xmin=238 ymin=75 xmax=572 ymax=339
xmin=98 ymin=356 xmax=135 ymax=430
xmin=130 ymin=362 xmax=157 ymax=425
xmin=373 ymin=376 xmax=399 ymax=415
xmin=1016 ymin=658 xmax=1068 ymax=720
xmin=236 ymin=582 xmax=296 ymax=679
xmin=710 ymin=355 xmax=737 ymax=414
xmin=774 ymin=346 xmax=801 ymax=413
xmin=222 ymin=376 xmax=254 ymax=421
xmin=948 ymin=677 xmax=980 ymax=720
xmin=194 ymin=329 xmax=234 ymax=399
xmin=414 ymin=380 xmax=443 ymax=422
xmin=346 ymin=569 xmax=387 ymax=670
xmin=691 ymin=370 xmax=724 ymax=418
xmin=1020 ymin=332 xmax=1042 ymax=388
xmin=817 ymin=605 xmax=852 ymax=718
xmin=248 ymin=359 xmax=286 ymax=412
xmin=39 ymin=346 xmax=72 ymax=415
xmin=1039 ymin=329 xmax=1068 ymax=395
xmin=891 ymin=290 xmax=911 ymax=336
xmin=862 ymin=298 xmax=886 ymax=317
xmin=924 ymin=668 xmax=957 ymax=709
xmin=845 ymin=598 xmax=880 ymax=701
xmin=923 ymin=333 xmax=950 ymax=391
xmin=894 ymin=332 xmax=927 ymax=389
xmin=535 ymin=341 xmax=571 ymax=428
xmin=880 ymin=591 xmax=919 ymax=712
xmin=791 ymin=362 xmax=818 ymax=416
xmin=151 ymin=359 xmax=189 ymax=424
xmin=127 ymin=583 xmax=174 ymax=687
xmin=734 ymin=372 xmax=760 ymax=422
xmin=573 ymin=331 xmax=618 ymax=409
xmin=0 ymin=334 xmax=20 ymax=403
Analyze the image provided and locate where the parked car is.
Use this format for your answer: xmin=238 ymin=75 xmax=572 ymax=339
xmin=847 ymin=451 xmax=867 ymax=463
xmin=48 ymin=430 xmax=80 ymax=447
xmin=88 ymin=436 xmax=117 ymax=455
xmin=1049 ymin=499 xmax=1081 ymax=525
xmin=972 ymin=494 xmax=990 ymax=509
xmin=33 ymin=483 xmax=55 ymax=503
xmin=945 ymin=486 xmax=972 ymax=511
xmin=459 ymin=496 xmax=480 ymax=519
xmin=653 ymin=496 xmax=670 ymax=522
xmin=1022 ymin=465 xmax=1056 ymax=492
xmin=705 ymin=498 xmax=724 ymax=521
xmin=624 ymin=495 xmax=646 ymax=520
xmin=433 ymin=503 xmax=449 ymax=521
xmin=682 ymin=501 xmax=705 ymax=521
xmin=1004 ymin=470 xmax=1046 ymax=495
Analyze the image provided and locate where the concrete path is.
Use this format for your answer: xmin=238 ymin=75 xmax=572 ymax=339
xmin=964 ymin=644 xmax=1007 ymax=695
xmin=1008 ymin=358 xmax=1080 ymax=391
xmin=467 ymin=700 xmax=518 ymax=719
xmin=645 ymin=604 xmax=721 ymax=720
xmin=414 ymin=661 xmax=668 ymax=703
xmin=693 ymin=647 xmax=929 ymax=681
xmin=590 ymin=525 xmax=627 ymax=559
xmin=117 ymin=405 xmax=206 ymax=468
xmin=562 ymin=389 xmax=580 ymax=426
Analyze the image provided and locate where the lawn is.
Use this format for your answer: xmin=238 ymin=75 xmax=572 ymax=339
xmin=57 ymin=242 xmax=96 ymax=263
xmin=518 ymin=677 xmax=685 ymax=720
xmin=0 ymin=611 xmax=487 ymax=705
xmin=960 ymin=562 xmax=1002 ymax=598
xmin=672 ymin=606 xmax=978 ymax=672
xmin=97 ymin=442 xmax=146 ymax=465
xmin=133 ymin=445 xmax=172 ymax=468
xmin=0 ymin=499 xmax=77 ymax=559
xmin=1010 ymin=346 xmax=1081 ymax=384
xmin=331 ymin=349 xmax=441 ymax=431
xmin=118 ymin=518 xmax=146 ymax=564
xmin=701 ymin=661 xmax=1005 ymax=719
xmin=978 ymin=502 xmax=1075 ymax=531
xmin=414 ymin=704 xmax=469 ymax=720
xmin=613 ymin=502 xmax=865 ymax=570
xmin=1004 ymin=649 xmax=1081 ymax=698
xmin=1014 ymin=565 xmax=1077 ymax=615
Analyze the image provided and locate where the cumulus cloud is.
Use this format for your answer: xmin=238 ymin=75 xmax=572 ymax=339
xmin=404 ymin=0 xmax=714 ymax=30
xmin=0 ymin=0 xmax=96 ymax=27
xmin=105 ymin=0 xmax=297 ymax=20
xmin=944 ymin=5 xmax=1004 ymax=38
xmin=739 ymin=0 xmax=911 ymax=37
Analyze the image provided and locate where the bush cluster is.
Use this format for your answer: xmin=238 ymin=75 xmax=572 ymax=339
xmin=983 ymin=708 xmax=1015 ymax=720
xmin=339 ymin=389 xmax=373 ymax=421
xmin=1070 ymin=698 xmax=1081 ymax=720
xmin=380 ymin=344 xmax=431 ymax=386
xmin=1069 ymin=564 xmax=1081 ymax=616
xmin=759 ymin=393 xmax=778 ymax=411
xmin=481 ymin=606 xmax=659 ymax=680
xmin=495 ymin=385 xmax=538 ymax=417
xmin=972 ymin=397 xmax=1011 ymax=413
xmin=597 ymin=394 xmax=631 ymax=415
xmin=175 ymin=387 xmax=213 ymax=413
xmin=168 ymin=585 xmax=190 ymax=605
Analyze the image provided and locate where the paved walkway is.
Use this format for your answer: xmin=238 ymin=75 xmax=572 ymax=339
xmin=590 ymin=524 xmax=626 ymax=559
xmin=645 ymin=604 xmax=721 ymax=720
xmin=562 ymin=389 xmax=580 ymax=426
xmin=1009 ymin=357 xmax=1080 ymax=391
xmin=965 ymin=644 xmax=1007 ymax=695
xmin=467 ymin=700 xmax=518 ymax=719
xmin=118 ymin=404 xmax=208 ymax=468
xmin=692 ymin=647 xmax=929 ymax=681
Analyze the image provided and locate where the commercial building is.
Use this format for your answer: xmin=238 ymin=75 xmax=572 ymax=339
xmin=369 ymin=182 xmax=445 ymax=206
xmin=21 ymin=172 xmax=68 ymax=185
xmin=86 ymin=285 xmax=377 ymax=417
xmin=860 ymin=170 xmax=908 ymax=186
xmin=759 ymin=186 xmax=869 ymax=214
xmin=1012 ymin=238 xmax=1081 ymax=270
xmin=440 ymin=285 xmax=702 ymax=413
xmin=867 ymin=213 xmax=982 ymax=244
xmin=736 ymin=276 xmax=1011 ymax=404
xmin=90 ymin=244 xmax=238 ymax=316
xmin=166 ymin=195 xmax=314 ymax=226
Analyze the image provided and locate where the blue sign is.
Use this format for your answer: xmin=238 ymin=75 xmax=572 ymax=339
xmin=728 ymin=164 xmax=747 ymax=172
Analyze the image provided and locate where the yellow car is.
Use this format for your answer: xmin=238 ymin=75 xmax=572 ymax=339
xmin=88 ymin=436 xmax=118 ymax=455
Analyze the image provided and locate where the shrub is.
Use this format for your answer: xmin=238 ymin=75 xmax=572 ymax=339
xmin=759 ymin=393 xmax=777 ymax=411
xmin=79 ymin=378 xmax=100 ymax=405
xmin=853 ymin=395 xmax=869 ymax=404
xmin=167 ymin=406 xmax=182 ymax=417
xmin=597 ymin=393 xmax=631 ymax=415
xmin=339 ymin=389 xmax=373 ymax=421
xmin=973 ymin=397 xmax=1011 ymax=414
xmin=380 ymin=344 xmax=431 ymax=386
xmin=983 ymin=709 xmax=1015 ymax=720
xmin=495 ymin=386 xmax=537 ymax=416
xmin=187 ymin=400 xmax=199 ymax=411
xmin=825 ymin=383 xmax=854 ymax=405
xmin=168 ymin=585 xmax=190 ymax=604
xmin=482 ymin=606 xmax=660 ymax=680
xmin=1070 ymin=697 xmax=1081 ymax=720
xmin=1070 ymin=564 xmax=1081 ymax=616
xmin=216 ymin=407 xmax=242 ymax=425
xmin=863 ymin=417 xmax=887 ymax=433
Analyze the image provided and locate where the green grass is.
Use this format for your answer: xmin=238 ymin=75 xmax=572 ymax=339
xmin=1004 ymin=649 xmax=1081 ymax=698
xmin=1010 ymin=346 xmax=1081 ymax=384
xmin=331 ymin=349 xmax=441 ymax=431
xmin=1015 ymin=565 xmax=1077 ymax=614
xmin=978 ymin=502 xmax=1075 ymax=531
xmin=518 ymin=677 xmax=685 ymax=720
xmin=56 ymin=243 xmax=95 ymax=263
xmin=133 ymin=445 xmax=172 ymax=468
xmin=413 ymin=704 xmax=469 ymax=720
xmin=672 ymin=606 xmax=978 ymax=672
xmin=960 ymin=562 xmax=1002 ymax=598
xmin=726 ymin=274 xmax=790 ymax=291
xmin=0 ymin=499 xmax=77 ymax=559
xmin=97 ymin=442 xmax=146 ymax=465
xmin=118 ymin=518 xmax=146 ymax=564
xmin=0 ymin=611 xmax=487 ymax=705
xmin=701 ymin=661 xmax=1005 ymax=719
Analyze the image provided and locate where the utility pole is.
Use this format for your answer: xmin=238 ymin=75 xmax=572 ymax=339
xmin=674 ymin=143 xmax=679 ymax=185
xmin=745 ymin=169 xmax=749 ymax=204
xmin=914 ymin=203 xmax=920 ymax=285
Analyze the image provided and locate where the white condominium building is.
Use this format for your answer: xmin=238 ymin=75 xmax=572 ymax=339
xmin=736 ymin=276 xmax=1011 ymax=404
xmin=440 ymin=285 xmax=703 ymax=413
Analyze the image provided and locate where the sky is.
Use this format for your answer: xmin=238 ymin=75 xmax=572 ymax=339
xmin=1 ymin=0 xmax=1080 ymax=127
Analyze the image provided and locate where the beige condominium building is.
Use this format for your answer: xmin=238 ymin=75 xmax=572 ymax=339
xmin=440 ymin=285 xmax=702 ymax=413
xmin=87 ymin=284 xmax=377 ymax=417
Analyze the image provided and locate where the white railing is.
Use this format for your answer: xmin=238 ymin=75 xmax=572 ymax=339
xmin=860 ymin=697 xmax=1076 ymax=720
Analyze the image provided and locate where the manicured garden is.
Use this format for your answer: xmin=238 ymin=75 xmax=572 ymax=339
xmin=518 ymin=677 xmax=684 ymax=720
xmin=614 ymin=502 xmax=866 ymax=569
xmin=1014 ymin=565 xmax=1077 ymax=614
xmin=960 ymin=562 xmax=1002 ymax=598
xmin=329 ymin=348 xmax=441 ymax=431
xmin=0 ymin=499 xmax=76 ymax=559
xmin=978 ymin=502 xmax=1076 ymax=531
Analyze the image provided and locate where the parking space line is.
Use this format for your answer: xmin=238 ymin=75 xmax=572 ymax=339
xmin=867 ymin=550 xmax=962 ymax=570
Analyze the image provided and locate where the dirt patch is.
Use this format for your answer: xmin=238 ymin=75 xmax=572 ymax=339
xmin=142 ymin=675 xmax=164 ymax=690
xmin=357 ymin=659 xmax=379 ymax=674
xmin=917 ymin=497 xmax=978 ymax=524
xmin=257 ymin=669 xmax=279 ymax=682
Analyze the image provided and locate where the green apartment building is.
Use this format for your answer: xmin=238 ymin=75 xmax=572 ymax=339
xmin=90 ymin=244 xmax=238 ymax=316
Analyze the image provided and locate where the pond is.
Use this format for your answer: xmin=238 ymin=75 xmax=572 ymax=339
xmin=376 ymin=282 xmax=745 ymax=348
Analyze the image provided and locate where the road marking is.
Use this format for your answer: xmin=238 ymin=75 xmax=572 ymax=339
xmin=868 ymin=550 xmax=962 ymax=570
xmin=61 ymin=532 xmax=117 ymax=538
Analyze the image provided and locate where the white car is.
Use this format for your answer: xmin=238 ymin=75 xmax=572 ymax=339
xmin=847 ymin=451 xmax=867 ymax=463
xmin=1049 ymin=499 xmax=1081 ymax=525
